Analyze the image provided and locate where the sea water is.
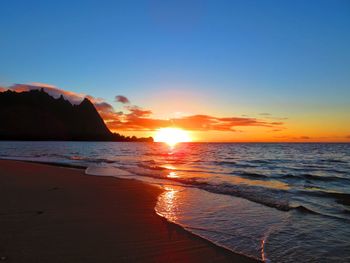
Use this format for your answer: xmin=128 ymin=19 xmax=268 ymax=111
xmin=1 ymin=141 xmax=349 ymax=262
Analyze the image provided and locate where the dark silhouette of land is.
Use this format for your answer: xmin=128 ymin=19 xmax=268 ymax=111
xmin=0 ymin=89 xmax=153 ymax=142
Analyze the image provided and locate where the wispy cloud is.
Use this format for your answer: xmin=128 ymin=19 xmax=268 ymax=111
xmin=273 ymin=135 xmax=311 ymax=140
xmin=270 ymin=128 xmax=285 ymax=132
xmin=258 ymin=112 xmax=288 ymax=121
xmin=2 ymin=83 xmax=285 ymax=132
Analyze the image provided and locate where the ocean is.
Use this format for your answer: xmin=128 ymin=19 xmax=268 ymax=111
xmin=0 ymin=141 xmax=349 ymax=262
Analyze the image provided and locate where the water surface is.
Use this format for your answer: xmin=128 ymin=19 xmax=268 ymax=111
xmin=1 ymin=142 xmax=349 ymax=262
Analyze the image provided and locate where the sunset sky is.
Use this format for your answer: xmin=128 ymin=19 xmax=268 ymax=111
xmin=1 ymin=0 xmax=349 ymax=142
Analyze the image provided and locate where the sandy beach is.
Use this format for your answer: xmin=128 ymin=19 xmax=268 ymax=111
xmin=0 ymin=160 xmax=257 ymax=263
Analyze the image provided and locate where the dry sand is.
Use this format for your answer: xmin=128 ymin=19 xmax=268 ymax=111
xmin=0 ymin=160 xmax=257 ymax=262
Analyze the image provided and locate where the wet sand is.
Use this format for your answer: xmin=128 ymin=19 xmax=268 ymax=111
xmin=0 ymin=160 xmax=257 ymax=262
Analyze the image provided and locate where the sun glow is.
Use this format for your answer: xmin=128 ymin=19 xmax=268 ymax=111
xmin=154 ymin=128 xmax=191 ymax=146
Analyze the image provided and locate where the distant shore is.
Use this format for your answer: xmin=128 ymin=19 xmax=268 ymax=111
xmin=0 ymin=160 xmax=257 ymax=262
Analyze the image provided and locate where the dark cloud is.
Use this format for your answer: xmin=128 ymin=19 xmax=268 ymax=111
xmin=125 ymin=106 xmax=152 ymax=118
xmin=93 ymin=102 xmax=114 ymax=112
xmin=115 ymin=95 xmax=130 ymax=104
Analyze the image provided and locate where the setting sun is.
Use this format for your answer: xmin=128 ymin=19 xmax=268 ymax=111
xmin=154 ymin=128 xmax=191 ymax=146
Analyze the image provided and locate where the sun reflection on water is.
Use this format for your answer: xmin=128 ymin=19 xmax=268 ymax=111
xmin=161 ymin=164 xmax=176 ymax=170
xmin=167 ymin=171 xmax=179 ymax=178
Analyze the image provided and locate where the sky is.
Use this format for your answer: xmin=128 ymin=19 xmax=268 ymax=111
xmin=0 ymin=0 xmax=349 ymax=142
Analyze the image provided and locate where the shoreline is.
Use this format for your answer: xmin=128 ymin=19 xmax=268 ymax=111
xmin=0 ymin=159 xmax=258 ymax=262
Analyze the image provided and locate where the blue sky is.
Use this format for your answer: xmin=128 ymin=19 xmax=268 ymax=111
xmin=1 ymin=0 xmax=349 ymax=141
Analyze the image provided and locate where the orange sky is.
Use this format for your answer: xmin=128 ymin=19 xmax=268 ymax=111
xmin=111 ymin=104 xmax=350 ymax=143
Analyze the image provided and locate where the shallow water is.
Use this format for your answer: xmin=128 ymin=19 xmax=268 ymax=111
xmin=1 ymin=141 xmax=349 ymax=262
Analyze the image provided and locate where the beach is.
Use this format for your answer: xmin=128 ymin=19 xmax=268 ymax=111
xmin=0 ymin=159 xmax=256 ymax=263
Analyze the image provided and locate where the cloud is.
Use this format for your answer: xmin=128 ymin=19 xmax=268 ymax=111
xmin=274 ymin=135 xmax=311 ymax=140
xmin=108 ymin=113 xmax=283 ymax=132
xmin=173 ymin=115 xmax=275 ymax=131
xmin=258 ymin=113 xmax=288 ymax=121
xmin=115 ymin=95 xmax=130 ymax=104
xmin=346 ymin=135 xmax=350 ymax=139
xmin=126 ymin=106 xmax=152 ymax=117
xmin=270 ymin=128 xmax=284 ymax=132
xmin=2 ymin=83 xmax=285 ymax=133
xmin=9 ymin=83 xmax=86 ymax=104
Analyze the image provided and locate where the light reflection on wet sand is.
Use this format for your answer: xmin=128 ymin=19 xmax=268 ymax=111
xmin=156 ymin=186 xmax=180 ymax=222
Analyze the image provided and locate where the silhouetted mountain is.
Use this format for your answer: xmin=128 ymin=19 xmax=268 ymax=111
xmin=0 ymin=89 xmax=153 ymax=142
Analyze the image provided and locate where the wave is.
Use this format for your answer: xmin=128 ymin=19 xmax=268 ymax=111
xmin=327 ymin=192 xmax=350 ymax=206
xmin=211 ymin=160 xmax=258 ymax=168
xmin=281 ymin=173 xmax=350 ymax=182
xmin=70 ymin=155 xmax=84 ymax=160
xmin=164 ymin=166 xmax=349 ymax=184
xmin=298 ymin=190 xmax=350 ymax=209
xmin=231 ymin=171 xmax=269 ymax=179
xmin=198 ymin=183 xmax=291 ymax=211
xmin=87 ymin=164 xmax=294 ymax=212
xmin=138 ymin=163 xmax=167 ymax=171
xmin=85 ymin=163 xmax=350 ymax=222
xmin=212 ymin=160 xmax=237 ymax=165
xmin=319 ymin=159 xmax=348 ymax=164
xmin=291 ymin=205 xmax=320 ymax=215
xmin=249 ymin=160 xmax=272 ymax=164
xmin=68 ymin=156 xmax=116 ymax=164
xmin=289 ymin=205 xmax=350 ymax=222
xmin=138 ymin=162 xmax=231 ymax=175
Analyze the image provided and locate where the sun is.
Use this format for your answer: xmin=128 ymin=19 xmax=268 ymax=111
xmin=154 ymin=128 xmax=191 ymax=146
